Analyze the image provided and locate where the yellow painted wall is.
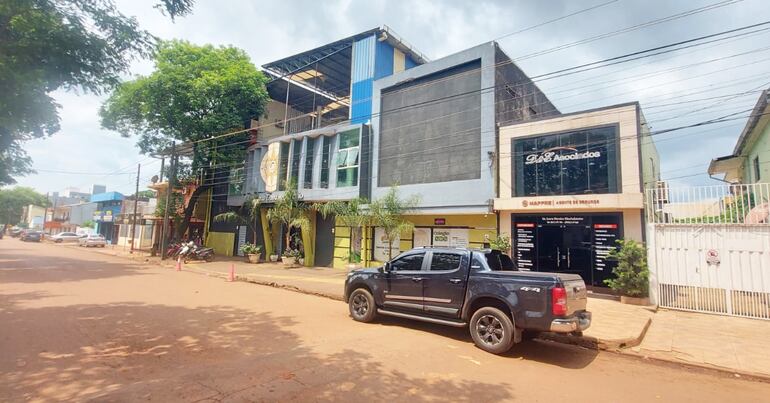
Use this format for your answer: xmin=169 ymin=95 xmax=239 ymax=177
xmin=206 ymin=231 xmax=235 ymax=257
xmin=332 ymin=214 xmax=498 ymax=269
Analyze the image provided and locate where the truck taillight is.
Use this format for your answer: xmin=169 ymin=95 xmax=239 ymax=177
xmin=552 ymin=287 xmax=567 ymax=316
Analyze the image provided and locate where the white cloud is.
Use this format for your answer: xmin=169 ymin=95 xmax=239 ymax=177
xmin=14 ymin=0 xmax=770 ymax=193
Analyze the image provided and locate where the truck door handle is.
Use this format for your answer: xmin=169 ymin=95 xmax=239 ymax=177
xmin=411 ymin=277 xmax=423 ymax=282
xmin=449 ymin=278 xmax=462 ymax=284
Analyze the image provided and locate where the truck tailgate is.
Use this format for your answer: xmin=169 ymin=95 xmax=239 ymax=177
xmin=555 ymin=274 xmax=588 ymax=315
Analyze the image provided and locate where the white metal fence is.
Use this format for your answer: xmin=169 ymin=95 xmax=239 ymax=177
xmin=646 ymin=183 xmax=770 ymax=320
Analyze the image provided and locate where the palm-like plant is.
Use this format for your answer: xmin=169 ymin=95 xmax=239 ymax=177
xmin=267 ymin=181 xmax=310 ymax=254
xmin=369 ymin=187 xmax=420 ymax=261
xmin=315 ymin=198 xmax=371 ymax=263
xmin=213 ymin=196 xmax=261 ymax=247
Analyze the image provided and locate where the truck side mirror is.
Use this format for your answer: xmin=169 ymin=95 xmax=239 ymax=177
xmin=382 ymin=262 xmax=391 ymax=273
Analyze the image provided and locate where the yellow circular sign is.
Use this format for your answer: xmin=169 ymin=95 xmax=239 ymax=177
xmin=260 ymin=143 xmax=280 ymax=192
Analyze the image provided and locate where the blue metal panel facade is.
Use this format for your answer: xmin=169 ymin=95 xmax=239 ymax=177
xmin=405 ymin=56 xmax=417 ymax=69
xmin=374 ymin=40 xmax=394 ymax=80
xmin=350 ymin=79 xmax=373 ymax=124
xmin=90 ymin=191 xmax=124 ymax=203
xmin=351 ymin=35 xmax=375 ymax=83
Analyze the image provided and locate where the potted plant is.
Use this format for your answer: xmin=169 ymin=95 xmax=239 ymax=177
xmin=344 ymin=250 xmax=362 ymax=270
xmin=240 ymin=243 xmax=262 ymax=264
xmin=269 ymin=245 xmax=279 ymax=262
xmin=605 ymin=239 xmax=650 ymax=305
xmin=281 ymin=249 xmax=298 ymax=267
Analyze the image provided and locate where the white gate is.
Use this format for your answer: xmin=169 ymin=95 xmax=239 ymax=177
xmin=646 ymin=183 xmax=770 ymax=320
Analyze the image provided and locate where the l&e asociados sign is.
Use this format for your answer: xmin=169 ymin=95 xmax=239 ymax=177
xmin=524 ymin=147 xmax=601 ymax=165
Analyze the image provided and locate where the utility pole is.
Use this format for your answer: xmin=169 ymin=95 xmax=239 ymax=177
xmin=42 ymin=192 xmax=49 ymax=231
xmin=130 ymin=163 xmax=141 ymax=253
xmin=160 ymin=143 xmax=176 ymax=260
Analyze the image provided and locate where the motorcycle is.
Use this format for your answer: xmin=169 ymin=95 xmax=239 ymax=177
xmin=178 ymin=241 xmax=214 ymax=263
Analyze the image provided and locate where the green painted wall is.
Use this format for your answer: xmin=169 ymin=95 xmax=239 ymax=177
xmin=742 ymin=122 xmax=770 ymax=183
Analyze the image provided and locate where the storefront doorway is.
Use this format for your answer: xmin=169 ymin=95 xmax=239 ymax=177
xmin=512 ymin=214 xmax=622 ymax=287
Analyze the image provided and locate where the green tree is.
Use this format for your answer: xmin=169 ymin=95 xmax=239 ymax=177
xmin=267 ymin=181 xmax=310 ymax=255
xmin=369 ymin=187 xmax=419 ymax=261
xmin=134 ymin=190 xmax=157 ymax=199
xmin=0 ymin=186 xmax=49 ymax=225
xmin=213 ymin=196 xmax=261 ymax=250
xmin=81 ymin=220 xmax=95 ymax=229
xmin=315 ymin=197 xmax=371 ymax=263
xmin=605 ymin=239 xmax=650 ymax=298
xmin=100 ymin=40 xmax=270 ymax=240
xmin=0 ymin=0 xmax=195 ymax=185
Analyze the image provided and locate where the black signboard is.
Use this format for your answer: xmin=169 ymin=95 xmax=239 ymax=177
xmin=512 ymin=213 xmax=623 ymax=286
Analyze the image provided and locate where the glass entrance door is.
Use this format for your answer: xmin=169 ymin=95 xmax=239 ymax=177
xmin=513 ymin=214 xmax=623 ymax=287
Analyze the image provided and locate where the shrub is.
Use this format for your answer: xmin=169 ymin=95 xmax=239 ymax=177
xmin=604 ymin=239 xmax=649 ymax=297
xmin=239 ymin=243 xmax=262 ymax=255
xmin=489 ymin=233 xmax=511 ymax=252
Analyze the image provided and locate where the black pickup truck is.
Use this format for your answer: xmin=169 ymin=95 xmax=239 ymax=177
xmin=344 ymin=247 xmax=591 ymax=354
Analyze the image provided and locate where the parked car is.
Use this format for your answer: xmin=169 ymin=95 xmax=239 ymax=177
xmin=20 ymin=231 xmax=43 ymax=242
xmin=50 ymin=232 xmax=84 ymax=243
xmin=79 ymin=234 xmax=106 ymax=247
xmin=10 ymin=227 xmax=24 ymax=237
xmin=344 ymin=247 xmax=591 ymax=355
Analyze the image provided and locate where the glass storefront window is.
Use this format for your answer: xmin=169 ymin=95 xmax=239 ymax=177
xmin=513 ymin=125 xmax=619 ymax=196
xmin=289 ymin=139 xmax=301 ymax=187
xmin=320 ymin=136 xmax=331 ymax=189
xmin=336 ymin=129 xmax=360 ymax=187
xmin=278 ymin=142 xmax=290 ymax=191
xmin=303 ymin=138 xmax=315 ymax=189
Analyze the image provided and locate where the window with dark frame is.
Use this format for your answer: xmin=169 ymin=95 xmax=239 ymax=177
xmin=290 ymin=139 xmax=301 ymax=186
xmin=336 ymin=129 xmax=360 ymax=187
xmin=754 ymin=156 xmax=761 ymax=181
xmin=513 ymin=125 xmax=619 ymax=197
xmin=303 ymin=138 xmax=315 ymax=189
xmin=278 ymin=142 xmax=290 ymax=191
xmin=320 ymin=136 xmax=331 ymax=188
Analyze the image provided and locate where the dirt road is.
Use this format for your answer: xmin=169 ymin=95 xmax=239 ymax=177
xmin=1 ymin=239 xmax=768 ymax=402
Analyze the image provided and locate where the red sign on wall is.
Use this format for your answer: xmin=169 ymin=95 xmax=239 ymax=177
xmin=434 ymin=218 xmax=446 ymax=225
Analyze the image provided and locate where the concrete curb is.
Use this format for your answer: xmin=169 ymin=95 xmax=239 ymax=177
xmin=537 ymin=316 xmax=652 ymax=351
xmin=619 ymin=351 xmax=770 ymax=383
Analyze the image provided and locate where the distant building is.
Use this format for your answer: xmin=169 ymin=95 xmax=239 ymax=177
xmin=91 ymin=184 xmax=106 ymax=195
xmin=90 ymin=192 xmax=124 ymax=243
xmin=709 ymin=89 xmax=770 ymax=184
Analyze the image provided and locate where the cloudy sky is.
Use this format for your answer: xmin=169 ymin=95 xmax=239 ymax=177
xmin=16 ymin=0 xmax=770 ymax=195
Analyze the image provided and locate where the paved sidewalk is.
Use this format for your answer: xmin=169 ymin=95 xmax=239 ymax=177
xmin=629 ymin=309 xmax=770 ymax=378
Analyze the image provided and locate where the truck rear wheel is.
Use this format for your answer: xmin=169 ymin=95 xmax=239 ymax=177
xmin=349 ymin=288 xmax=377 ymax=323
xmin=470 ymin=307 xmax=514 ymax=354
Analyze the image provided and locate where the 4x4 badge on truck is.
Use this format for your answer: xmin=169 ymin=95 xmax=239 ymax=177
xmin=520 ymin=286 xmax=541 ymax=293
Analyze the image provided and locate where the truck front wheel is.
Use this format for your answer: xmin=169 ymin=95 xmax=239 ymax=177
xmin=470 ymin=307 xmax=514 ymax=354
xmin=349 ymin=288 xmax=377 ymax=323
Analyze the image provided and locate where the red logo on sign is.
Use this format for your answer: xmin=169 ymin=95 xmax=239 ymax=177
xmin=594 ymin=224 xmax=618 ymax=229
xmin=516 ymin=223 xmax=535 ymax=228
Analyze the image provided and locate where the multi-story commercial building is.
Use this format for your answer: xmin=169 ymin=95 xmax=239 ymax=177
xmin=90 ymin=191 xmax=124 ymax=243
xmin=494 ymin=102 xmax=660 ymax=287
xmin=214 ymin=27 xmax=559 ymax=268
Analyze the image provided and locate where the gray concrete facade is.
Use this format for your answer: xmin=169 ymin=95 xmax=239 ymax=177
xmin=371 ymin=42 xmax=498 ymax=214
